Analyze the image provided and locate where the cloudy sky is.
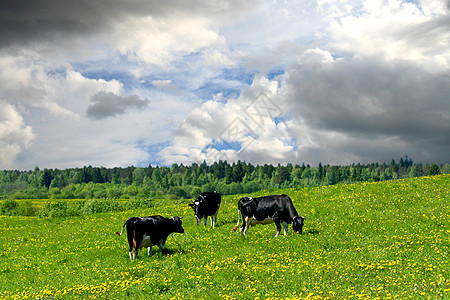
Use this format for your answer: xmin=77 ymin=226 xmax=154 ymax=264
xmin=1 ymin=0 xmax=449 ymax=170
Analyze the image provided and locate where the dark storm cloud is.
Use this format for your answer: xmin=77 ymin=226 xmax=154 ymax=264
xmin=0 ymin=0 xmax=254 ymax=49
xmin=86 ymin=91 xmax=150 ymax=120
xmin=282 ymin=53 xmax=450 ymax=163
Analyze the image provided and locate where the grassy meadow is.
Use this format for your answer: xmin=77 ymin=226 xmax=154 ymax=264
xmin=0 ymin=175 xmax=449 ymax=299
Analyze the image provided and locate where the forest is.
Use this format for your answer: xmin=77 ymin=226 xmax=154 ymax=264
xmin=0 ymin=156 xmax=447 ymax=201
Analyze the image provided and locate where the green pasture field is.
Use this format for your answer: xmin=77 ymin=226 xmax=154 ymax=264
xmin=1 ymin=175 xmax=449 ymax=299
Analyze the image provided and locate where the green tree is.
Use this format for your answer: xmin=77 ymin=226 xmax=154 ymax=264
xmin=274 ymin=166 xmax=290 ymax=185
xmin=132 ymin=168 xmax=145 ymax=186
xmin=428 ymin=164 xmax=440 ymax=176
xmin=41 ymin=169 xmax=53 ymax=189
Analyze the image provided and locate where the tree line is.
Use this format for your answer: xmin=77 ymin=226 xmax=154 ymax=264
xmin=0 ymin=157 xmax=447 ymax=200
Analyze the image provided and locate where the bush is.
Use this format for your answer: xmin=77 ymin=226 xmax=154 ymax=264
xmin=191 ymin=187 xmax=202 ymax=198
xmin=17 ymin=200 xmax=37 ymax=216
xmin=38 ymin=199 xmax=126 ymax=218
xmin=38 ymin=200 xmax=72 ymax=218
xmin=168 ymin=186 xmax=189 ymax=199
xmin=128 ymin=198 xmax=153 ymax=209
xmin=80 ymin=199 xmax=125 ymax=215
xmin=1 ymin=199 xmax=19 ymax=216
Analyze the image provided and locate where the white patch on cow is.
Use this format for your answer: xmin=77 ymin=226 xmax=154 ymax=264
xmin=130 ymin=248 xmax=139 ymax=261
xmin=194 ymin=201 xmax=200 ymax=205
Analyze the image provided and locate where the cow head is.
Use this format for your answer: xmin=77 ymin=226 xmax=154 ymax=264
xmin=292 ymin=216 xmax=305 ymax=234
xmin=171 ymin=216 xmax=185 ymax=233
xmin=188 ymin=196 xmax=205 ymax=225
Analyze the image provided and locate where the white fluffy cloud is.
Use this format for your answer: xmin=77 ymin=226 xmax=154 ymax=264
xmin=160 ymin=75 xmax=299 ymax=165
xmin=329 ymin=0 xmax=450 ymax=65
xmin=0 ymin=103 xmax=35 ymax=168
xmin=114 ymin=16 xmax=229 ymax=68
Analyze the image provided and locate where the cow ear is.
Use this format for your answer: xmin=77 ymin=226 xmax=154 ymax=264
xmin=188 ymin=203 xmax=194 ymax=207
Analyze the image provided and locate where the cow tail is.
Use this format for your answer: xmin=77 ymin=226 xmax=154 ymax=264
xmin=115 ymin=218 xmax=131 ymax=236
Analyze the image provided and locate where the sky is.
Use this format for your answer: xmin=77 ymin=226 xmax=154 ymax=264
xmin=0 ymin=0 xmax=449 ymax=170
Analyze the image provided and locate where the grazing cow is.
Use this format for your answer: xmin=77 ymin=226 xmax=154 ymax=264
xmin=232 ymin=194 xmax=305 ymax=237
xmin=116 ymin=215 xmax=184 ymax=261
xmin=188 ymin=191 xmax=221 ymax=228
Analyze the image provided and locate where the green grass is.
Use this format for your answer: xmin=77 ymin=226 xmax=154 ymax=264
xmin=1 ymin=175 xmax=449 ymax=299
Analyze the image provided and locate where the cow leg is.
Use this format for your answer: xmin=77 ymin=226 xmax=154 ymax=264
xmin=212 ymin=204 xmax=220 ymax=228
xmin=282 ymin=221 xmax=289 ymax=236
xmin=240 ymin=216 xmax=246 ymax=235
xmin=131 ymin=234 xmax=144 ymax=261
xmin=127 ymin=239 xmax=138 ymax=262
xmin=211 ymin=210 xmax=218 ymax=228
xmin=128 ymin=244 xmax=134 ymax=262
xmin=244 ymin=217 xmax=252 ymax=237
xmin=161 ymin=237 xmax=167 ymax=248
xmin=274 ymin=220 xmax=282 ymax=238
xmin=147 ymin=246 xmax=153 ymax=256
xmin=203 ymin=216 xmax=207 ymax=226
xmin=232 ymin=210 xmax=241 ymax=231
xmin=158 ymin=237 xmax=168 ymax=252
xmin=130 ymin=248 xmax=139 ymax=261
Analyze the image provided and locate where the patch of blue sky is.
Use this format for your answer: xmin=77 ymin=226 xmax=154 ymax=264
xmin=402 ymin=0 xmax=420 ymax=5
xmin=266 ymin=65 xmax=285 ymax=80
xmin=195 ymin=84 xmax=241 ymax=101
xmin=331 ymin=53 xmax=344 ymax=60
xmin=72 ymin=53 xmax=146 ymax=89
xmin=348 ymin=3 xmax=367 ymax=18
xmin=74 ymin=63 xmax=140 ymax=92
xmin=221 ymin=67 xmax=258 ymax=85
xmin=208 ymin=139 xmax=242 ymax=152
xmin=195 ymin=67 xmax=257 ymax=100
xmin=272 ymin=116 xmax=286 ymax=125
xmin=137 ymin=141 xmax=171 ymax=167
xmin=401 ymin=0 xmax=424 ymax=13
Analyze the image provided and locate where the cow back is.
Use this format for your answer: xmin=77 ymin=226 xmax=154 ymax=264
xmin=241 ymin=194 xmax=298 ymax=222
xmin=137 ymin=215 xmax=184 ymax=245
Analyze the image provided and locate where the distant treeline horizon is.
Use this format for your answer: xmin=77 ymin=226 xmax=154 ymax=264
xmin=0 ymin=156 xmax=447 ymax=200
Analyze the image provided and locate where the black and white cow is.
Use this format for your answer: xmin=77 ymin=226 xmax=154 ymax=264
xmin=232 ymin=194 xmax=305 ymax=237
xmin=188 ymin=191 xmax=221 ymax=228
xmin=116 ymin=215 xmax=184 ymax=261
